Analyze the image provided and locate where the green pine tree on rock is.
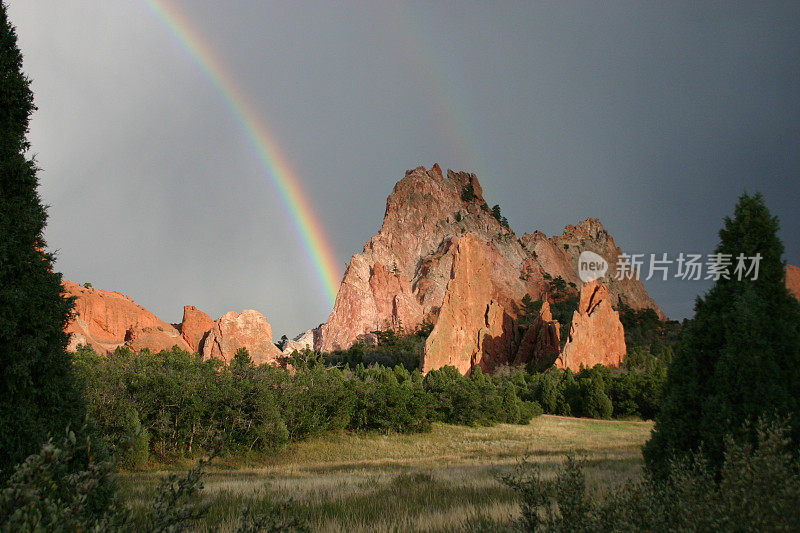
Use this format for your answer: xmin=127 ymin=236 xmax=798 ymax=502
xmin=0 ymin=2 xmax=85 ymax=479
xmin=644 ymin=192 xmax=800 ymax=478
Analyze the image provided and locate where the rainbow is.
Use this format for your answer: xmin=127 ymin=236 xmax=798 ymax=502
xmin=142 ymin=0 xmax=340 ymax=308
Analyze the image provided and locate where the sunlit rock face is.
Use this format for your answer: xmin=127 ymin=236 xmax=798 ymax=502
xmin=318 ymin=165 xmax=662 ymax=374
xmin=421 ymin=233 xmax=515 ymax=375
xmin=201 ymin=310 xmax=283 ymax=366
xmin=557 ymin=280 xmax=627 ymax=372
xmin=63 ymin=280 xmax=190 ymax=354
xmin=64 ymin=282 xmax=284 ymax=367
xmin=179 ymin=305 xmax=214 ymax=353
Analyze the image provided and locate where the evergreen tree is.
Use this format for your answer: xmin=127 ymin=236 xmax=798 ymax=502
xmin=0 ymin=3 xmax=85 ymax=478
xmin=644 ymin=192 xmax=800 ymax=478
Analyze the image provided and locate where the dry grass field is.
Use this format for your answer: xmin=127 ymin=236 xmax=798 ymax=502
xmin=120 ymin=415 xmax=653 ymax=532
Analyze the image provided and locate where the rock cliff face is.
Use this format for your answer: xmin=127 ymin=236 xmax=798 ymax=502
xmin=318 ymin=165 xmax=662 ymax=374
xmin=422 ymin=234 xmax=514 ymax=374
xmin=200 ymin=310 xmax=283 ymax=366
xmin=557 ymin=280 xmax=627 ymax=372
xmin=63 ymin=280 xmax=190 ymax=354
xmin=786 ymin=264 xmax=800 ymax=302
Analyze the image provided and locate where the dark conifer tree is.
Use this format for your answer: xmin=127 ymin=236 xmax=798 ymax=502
xmin=0 ymin=2 xmax=84 ymax=478
xmin=644 ymin=192 xmax=800 ymax=478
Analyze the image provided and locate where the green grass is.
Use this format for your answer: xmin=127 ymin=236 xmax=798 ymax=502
xmin=120 ymin=415 xmax=653 ymax=532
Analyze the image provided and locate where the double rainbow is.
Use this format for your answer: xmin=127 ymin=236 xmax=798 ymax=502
xmin=143 ymin=0 xmax=340 ymax=308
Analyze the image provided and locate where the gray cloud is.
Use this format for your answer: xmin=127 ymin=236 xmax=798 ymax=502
xmin=8 ymin=1 xmax=800 ymax=336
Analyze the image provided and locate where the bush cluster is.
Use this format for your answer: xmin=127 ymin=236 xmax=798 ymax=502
xmin=493 ymin=364 xmax=665 ymax=420
xmin=502 ymin=419 xmax=800 ymax=532
xmin=0 ymin=428 xmax=305 ymax=532
xmin=323 ymin=328 xmax=427 ymax=372
xmin=72 ymin=344 xmax=557 ymax=466
xmin=73 ymin=334 xmax=667 ymax=467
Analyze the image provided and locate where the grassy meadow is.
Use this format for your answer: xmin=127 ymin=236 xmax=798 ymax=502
xmin=120 ymin=415 xmax=653 ymax=532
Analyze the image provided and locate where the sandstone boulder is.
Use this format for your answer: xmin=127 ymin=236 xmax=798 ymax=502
xmin=178 ymin=305 xmax=214 ymax=353
xmin=201 ymin=310 xmax=283 ymax=366
xmin=557 ymin=280 xmax=626 ymax=372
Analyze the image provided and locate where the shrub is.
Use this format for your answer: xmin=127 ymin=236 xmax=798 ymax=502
xmin=461 ymin=183 xmax=476 ymax=201
xmin=503 ymin=419 xmax=800 ymax=531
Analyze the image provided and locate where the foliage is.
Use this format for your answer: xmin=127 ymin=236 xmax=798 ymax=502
xmin=323 ymin=328 xmax=428 ymax=371
xmin=550 ymin=297 xmax=579 ymax=348
xmin=461 ymin=182 xmax=476 ymax=201
xmin=424 ymin=366 xmax=540 ymax=426
xmin=275 ymin=335 xmax=288 ymax=351
xmin=74 ymin=346 xmax=289 ymax=460
xmin=0 ymin=427 xmax=126 ymax=532
xmin=0 ymin=425 xmax=304 ymax=532
xmin=72 ymin=338 xmax=667 ymax=471
xmin=644 ymin=192 xmax=800 ymax=478
xmin=497 ymin=365 xmax=663 ymax=421
xmin=618 ymin=302 xmax=681 ymax=361
xmin=503 ymin=419 xmax=800 ymax=532
xmin=518 ymin=294 xmax=544 ymax=326
xmin=492 ymin=204 xmax=510 ymax=228
xmin=145 ymin=444 xmax=221 ymax=532
xmin=0 ymin=1 xmax=86 ymax=479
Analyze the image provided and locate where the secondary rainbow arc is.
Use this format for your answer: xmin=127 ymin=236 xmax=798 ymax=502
xmin=143 ymin=0 xmax=340 ymax=308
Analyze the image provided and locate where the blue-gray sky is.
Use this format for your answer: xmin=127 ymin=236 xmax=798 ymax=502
xmin=8 ymin=1 xmax=800 ymax=337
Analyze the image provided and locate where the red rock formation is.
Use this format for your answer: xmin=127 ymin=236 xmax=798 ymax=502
xmin=63 ymin=280 xmax=191 ymax=354
xmin=125 ymin=326 xmax=191 ymax=354
xmin=318 ymin=165 xmax=663 ymax=361
xmin=201 ymin=310 xmax=283 ymax=366
xmin=557 ymin=280 xmax=626 ymax=372
xmin=522 ymin=218 xmax=665 ymax=319
xmin=422 ymin=234 xmax=514 ymax=374
xmin=513 ymin=301 xmax=561 ymax=368
xmin=179 ymin=305 xmax=214 ymax=353
xmin=786 ymin=264 xmax=800 ymax=302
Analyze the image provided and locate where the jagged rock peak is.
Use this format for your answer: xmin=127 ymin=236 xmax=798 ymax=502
xmin=557 ymin=279 xmax=626 ymax=372
xmin=317 ymin=164 xmax=664 ymax=356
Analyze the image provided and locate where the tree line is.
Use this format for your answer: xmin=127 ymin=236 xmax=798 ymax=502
xmin=69 ymin=341 xmax=667 ymax=468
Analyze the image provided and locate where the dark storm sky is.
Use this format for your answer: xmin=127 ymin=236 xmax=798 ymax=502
xmin=8 ymin=1 xmax=800 ymax=337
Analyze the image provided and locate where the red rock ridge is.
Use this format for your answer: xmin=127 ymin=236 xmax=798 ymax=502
xmin=64 ymin=283 xmax=283 ymax=367
xmin=63 ymin=280 xmax=190 ymax=354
